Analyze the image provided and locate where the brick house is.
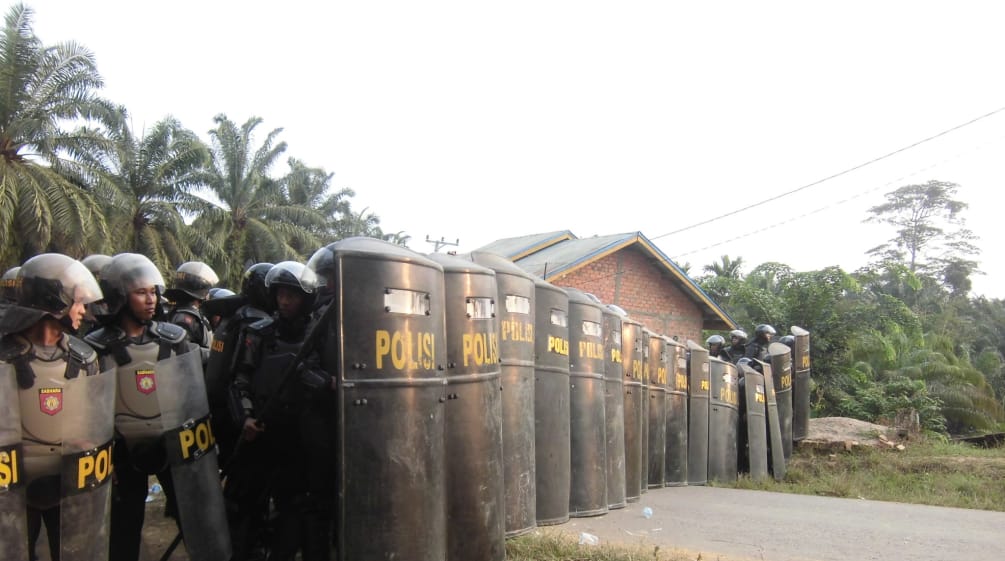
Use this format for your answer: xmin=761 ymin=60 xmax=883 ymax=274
xmin=476 ymin=230 xmax=735 ymax=343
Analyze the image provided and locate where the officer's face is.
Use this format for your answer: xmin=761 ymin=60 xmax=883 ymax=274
xmin=275 ymin=286 xmax=306 ymax=320
xmin=128 ymin=286 xmax=158 ymax=322
xmin=67 ymin=301 xmax=86 ymax=330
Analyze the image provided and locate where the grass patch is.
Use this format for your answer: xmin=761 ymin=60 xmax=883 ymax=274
xmin=506 ymin=531 xmax=703 ymax=561
xmin=722 ymin=438 xmax=1005 ymax=510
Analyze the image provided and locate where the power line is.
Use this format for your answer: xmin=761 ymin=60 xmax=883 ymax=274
xmin=651 ymin=105 xmax=1005 ymax=241
xmin=669 ymin=134 xmax=1005 ymax=259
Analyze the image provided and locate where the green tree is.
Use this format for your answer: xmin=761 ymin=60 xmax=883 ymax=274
xmin=865 ymin=180 xmax=979 ymax=279
xmin=0 ymin=3 xmax=119 ymax=266
xmin=72 ymin=116 xmax=210 ymax=272
xmin=280 ymin=157 xmax=355 ymax=249
xmin=191 ymin=115 xmax=326 ymax=286
xmin=702 ymin=254 xmax=745 ymax=279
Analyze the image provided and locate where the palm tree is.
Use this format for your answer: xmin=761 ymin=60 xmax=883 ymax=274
xmin=281 ymin=157 xmax=355 ymax=248
xmin=191 ymin=115 xmax=326 ymax=286
xmin=702 ymin=255 xmax=745 ymax=280
xmin=0 ymin=3 xmax=120 ymax=266
xmin=72 ymin=116 xmax=210 ymax=272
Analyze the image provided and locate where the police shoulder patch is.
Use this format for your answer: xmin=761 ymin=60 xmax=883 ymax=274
xmin=83 ymin=326 xmax=127 ymax=351
xmin=149 ymin=321 xmax=187 ymax=344
xmin=0 ymin=334 xmax=30 ymax=362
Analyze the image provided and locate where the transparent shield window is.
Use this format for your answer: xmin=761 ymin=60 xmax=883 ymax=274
xmin=612 ymin=330 xmax=622 ymax=346
xmin=582 ymin=320 xmax=602 ymax=338
xmin=505 ymin=294 xmax=530 ymax=315
xmin=384 ymin=288 xmax=431 ymax=315
xmin=466 ymin=297 xmax=495 ymax=319
xmin=550 ymin=308 xmax=568 ymax=327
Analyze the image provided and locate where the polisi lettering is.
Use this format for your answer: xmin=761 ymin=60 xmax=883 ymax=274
xmin=462 ymin=332 xmax=500 ymax=367
xmin=700 ymin=379 xmax=710 ymax=392
xmin=375 ymin=329 xmax=436 ymax=371
xmin=719 ymin=387 xmax=738 ymax=406
xmin=211 ymin=339 xmax=225 ymax=352
xmin=578 ymin=341 xmax=604 ymax=360
xmin=652 ymin=366 xmax=667 ymax=385
xmin=675 ymin=372 xmax=688 ymax=391
xmin=547 ymin=335 xmax=569 ymax=356
xmin=610 ymin=348 xmax=622 ymax=363
xmin=780 ymin=374 xmax=792 ymax=389
xmin=501 ymin=320 xmax=533 ymax=343
xmin=0 ymin=445 xmax=20 ymax=487
xmin=179 ymin=417 xmax=216 ymax=460
xmin=630 ymin=360 xmax=643 ymax=380
xmin=76 ymin=441 xmax=113 ymax=490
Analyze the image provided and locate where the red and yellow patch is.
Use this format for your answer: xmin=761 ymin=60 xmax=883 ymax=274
xmin=39 ymin=388 xmax=63 ymax=416
xmin=135 ymin=369 xmax=157 ymax=395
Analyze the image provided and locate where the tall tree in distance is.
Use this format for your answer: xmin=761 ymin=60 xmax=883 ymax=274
xmin=703 ymin=254 xmax=745 ymax=279
xmin=0 ymin=3 xmax=120 ymax=266
xmin=865 ymin=180 xmax=980 ymax=278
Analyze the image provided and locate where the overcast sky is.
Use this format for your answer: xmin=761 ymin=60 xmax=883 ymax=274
xmin=24 ymin=0 xmax=1005 ymax=298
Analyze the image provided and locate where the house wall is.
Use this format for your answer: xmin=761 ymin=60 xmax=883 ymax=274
xmin=554 ymin=246 xmax=704 ymax=344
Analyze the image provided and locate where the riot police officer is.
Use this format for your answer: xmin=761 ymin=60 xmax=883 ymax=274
xmin=229 ymin=261 xmax=330 ymax=561
xmin=0 ymin=253 xmax=112 ymax=561
xmin=705 ymin=334 xmax=728 ymax=360
xmin=722 ymin=329 xmax=747 ymax=363
xmin=744 ymin=324 xmax=776 ymax=365
xmin=206 ymin=287 xmax=236 ymax=330
xmin=163 ymin=261 xmax=219 ymax=352
xmin=85 ymin=253 xmax=230 ymax=561
xmin=204 ymin=263 xmax=273 ymax=469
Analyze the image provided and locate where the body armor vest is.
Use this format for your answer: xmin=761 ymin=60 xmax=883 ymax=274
xmin=85 ymin=321 xmax=188 ymax=443
xmin=248 ymin=318 xmax=305 ymax=410
xmin=2 ymin=335 xmax=97 ymax=480
xmin=171 ymin=306 xmax=212 ymax=349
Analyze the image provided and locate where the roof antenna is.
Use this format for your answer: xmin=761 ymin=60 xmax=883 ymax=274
xmin=425 ymin=234 xmax=459 ymax=253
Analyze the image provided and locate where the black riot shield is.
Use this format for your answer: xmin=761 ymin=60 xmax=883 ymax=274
xmin=739 ymin=366 xmax=769 ymax=481
xmin=59 ymin=366 xmax=115 ymax=561
xmin=769 ymin=342 xmax=794 ymax=459
xmin=158 ymin=350 xmax=232 ymax=561
xmin=620 ymin=315 xmax=644 ymax=503
xmin=686 ymin=341 xmax=710 ymax=486
xmin=428 ymin=253 xmax=505 ymax=561
xmin=665 ymin=339 xmax=689 ymax=487
xmin=566 ymin=289 xmax=607 ymax=517
xmin=533 ymin=278 xmax=570 ymax=525
xmin=791 ymin=326 xmax=811 ymax=442
xmin=646 ymin=333 xmax=667 ymax=489
xmin=602 ymin=305 xmax=626 ymax=510
xmin=469 ymin=251 xmax=537 ymax=537
xmin=708 ymin=358 xmax=739 ymax=483
xmin=758 ymin=359 xmax=786 ymax=481
xmin=640 ymin=329 xmax=650 ymax=495
xmin=0 ymin=366 xmax=28 ymax=561
xmin=317 ymin=238 xmax=448 ymax=561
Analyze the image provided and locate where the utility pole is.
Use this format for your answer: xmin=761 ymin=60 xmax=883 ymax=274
xmin=425 ymin=234 xmax=459 ymax=253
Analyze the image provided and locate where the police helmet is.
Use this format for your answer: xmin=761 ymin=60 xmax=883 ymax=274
xmin=754 ymin=324 xmax=776 ymax=339
xmin=1 ymin=266 xmax=21 ymax=303
xmin=81 ymin=254 xmax=113 ymax=281
xmin=729 ymin=329 xmax=747 ymax=343
xmin=305 ymin=244 xmax=336 ymax=290
xmin=10 ymin=254 xmax=102 ymax=316
xmin=208 ymin=287 xmax=236 ymax=299
xmin=164 ymin=261 xmax=219 ymax=301
xmin=779 ymin=335 xmax=795 ymax=347
xmin=706 ymin=334 xmax=725 ymax=346
xmin=736 ymin=357 xmax=753 ymax=367
xmin=241 ymin=263 xmax=274 ymax=310
xmin=265 ymin=261 xmax=318 ymax=296
xmin=98 ymin=253 xmax=166 ymax=318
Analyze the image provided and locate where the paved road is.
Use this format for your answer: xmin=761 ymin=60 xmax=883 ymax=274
xmin=548 ymin=486 xmax=1005 ymax=561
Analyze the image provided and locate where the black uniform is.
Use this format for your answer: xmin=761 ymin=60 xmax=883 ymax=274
xmin=227 ymin=313 xmax=333 ymax=561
